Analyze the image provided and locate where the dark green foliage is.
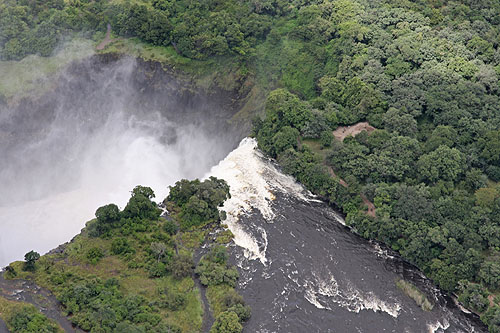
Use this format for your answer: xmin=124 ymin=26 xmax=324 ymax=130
xmin=157 ymin=287 xmax=186 ymax=311
xmin=195 ymin=246 xmax=239 ymax=287
xmin=210 ymin=311 xmax=242 ymax=333
xmin=123 ymin=186 xmax=161 ymax=220
xmin=111 ymin=238 xmax=134 ymax=256
xmin=319 ymin=130 xmax=333 ymax=148
xmin=458 ymin=281 xmax=490 ymax=313
xmin=5 ymin=264 xmax=16 ymax=277
xmin=168 ymin=177 xmax=230 ymax=230
xmin=23 ymin=250 xmax=40 ymax=272
xmin=163 ymin=218 xmax=179 ymax=235
xmin=60 ymin=279 xmax=160 ymax=332
xmin=221 ymin=290 xmax=251 ymax=322
xmin=90 ymin=204 xmax=121 ymax=237
xmin=8 ymin=306 xmax=59 ymax=332
xmin=86 ymin=247 xmax=104 ymax=265
xmin=479 ymin=257 xmax=500 ymax=290
xmin=169 ymin=253 xmax=194 ymax=280
xmin=481 ymin=306 xmax=500 ymax=333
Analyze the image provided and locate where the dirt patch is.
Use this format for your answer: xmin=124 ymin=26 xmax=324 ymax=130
xmin=327 ymin=166 xmax=376 ymax=217
xmin=333 ymin=122 xmax=375 ymax=141
xmin=327 ymin=166 xmax=348 ymax=188
xmin=96 ymin=24 xmax=120 ymax=50
xmin=361 ymin=194 xmax=376 ymax=217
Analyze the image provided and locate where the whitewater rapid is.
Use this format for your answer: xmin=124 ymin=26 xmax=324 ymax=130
xmin=206 ymin=138 xmax=485 ymax=333
xmin=207 ymin=137 xmax=309 ymax=264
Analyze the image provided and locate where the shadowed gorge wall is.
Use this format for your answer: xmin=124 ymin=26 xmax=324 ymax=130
xmin=0 ymin=53 xmax=247 ymax=266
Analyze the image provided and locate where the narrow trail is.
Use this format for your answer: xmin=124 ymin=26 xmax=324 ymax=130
xmin=327 ymin=165 xmax=376 ymax=217
xmin=0 ymin=316 xmax=8 ymax=332
xmin=0 ymin=272 xmax=83 ymax=332
xmin=96 ymin=24 xmax=118 ymax=50
xmin=360 ymin=193 xmax=376 ymax=217
xmin=193 ymin=246 xmax=214 ymax=333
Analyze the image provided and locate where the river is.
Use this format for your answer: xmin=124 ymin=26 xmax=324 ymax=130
xmin=209 ymin=138 xmax=487 ymax=333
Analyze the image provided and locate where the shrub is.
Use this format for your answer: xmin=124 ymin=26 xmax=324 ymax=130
xmin=320 ymin=130 xmax=334 ymax=148
xmin=8 ymin=306 xmax=59 ymax=332
xmin=111 ymin=238 xmax=134 ymax=255
xmin=23 ymin=251 xmax=40 ymax=271
xmin=210 ymin=311 xmax=242 ymax=333
xmin=158 ymin=288 xmax=186 ymax=311
xmin=195 ymin=247 xmax=239 ymax=287
xmin=163 ymin=219 xmax=179 ymax=235
xmin=91 ymin=204 xmax=121 ymax=237
xmin=169 ymin=253 xmax=194 ymax=280
xmin=86 ymin=247 xmax=104 ymax=264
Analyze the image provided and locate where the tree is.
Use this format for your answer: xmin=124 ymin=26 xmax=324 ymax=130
xmin=23 ymin=250 xmax=40 ymax=271
xmin=417 ymin=145 xmax=466 ymax=183
xmin=481 ymin=130 xmax=500 ymax=165
xmin=169 ymin=253 xmax=194 ymax=279
xmin=320 ymin=130 xmax=334 ymax=148
xmin=210 ymin=311 xmax=243 ymax=333
xmin=131 ymin=185 xmax=155 ymax=199
xmin=92 ymin=204 xmax=121 ymax=237
xmin=479 ymin=259 xmax=500 ymax=290
xmin=264 ymin=89 xmax=311 ymax=131
xmin=272 ymin=126 xmax=299 ymax=155
xmin=150 ymin=242 xmax=167 ymax=262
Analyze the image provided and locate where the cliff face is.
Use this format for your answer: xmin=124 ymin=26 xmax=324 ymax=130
xmin=0 ymin=53 xmax=256 ymax=206
xmin=1 ymin=53 xmax=252 ymax=153
xmin=0 ymin=52 xmax=261 ymax=269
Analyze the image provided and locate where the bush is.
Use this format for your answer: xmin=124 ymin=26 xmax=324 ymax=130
xmin=210 ymin=311 xmax=242 ymax=333
xmin=111 ymin=238 xmax=134 ymax=255
xmin=5 ymin=264 xmax=16 ymax=277
xmin=86 ymin=247 xmax=104 ymax=264
xmin=320 ymin=130 xmax=334 ymax=148
xmin=158 ymin=288 xmax=186 ymax=311
xmin=222 ymin=290 xmax=251 ymax=322
xmin=23 ymin=251 xmax=40 ymax=271
xmin=195 ymin=247 xmax=239 ymax=287
xmin=168 ymin=178 xmax=230 ymax=230
xmin=91 ymin=204 xmax=121 ymax=237
xmin=163 ymin=219 xmax=179 ymax=235
xmin=148 ymin=262 xmax=167 ymax=278
xmin=8 ymin=306 xmax=59 ymax=332
xmin=123 ymin=186 xmax=161 ymax=220
xmin=458 ymin=281 xmax=489 ymax=313
xmin=479 ymin=260 xmax=500 ymax=290
xmin=169 ymin=253 xmax=194 ymax=280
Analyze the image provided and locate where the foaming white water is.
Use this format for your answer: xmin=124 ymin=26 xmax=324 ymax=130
xmin=206 ymin=138 xmax=308 ymax=264
xmin=0 ymin=112 xmax=225 ymax=267
xmin=427 ymin=319 xmax=450 ymax=333
xmin=304 ymin=272 xmax=401 ymax=318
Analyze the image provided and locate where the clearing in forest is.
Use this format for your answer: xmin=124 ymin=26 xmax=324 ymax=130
xmin=333 ymin=122 xmax=375 ymax=141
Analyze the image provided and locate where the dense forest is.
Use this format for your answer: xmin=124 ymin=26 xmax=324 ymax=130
xmin=2 ymin=0 xmax=500 ymax=331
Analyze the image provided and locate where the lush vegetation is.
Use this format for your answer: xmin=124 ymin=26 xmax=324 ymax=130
xmin=3 ymin=0 xmax=500 ymax=330
xmin=0 ymin=296 xmax=63 ymax=332
xmin=395 ymin=279 xmax=434 ymax=312
xmin=5 ymin=180 xmax=248 ymax=332
xmin=246 ymin=1 xmax=500 ymax=332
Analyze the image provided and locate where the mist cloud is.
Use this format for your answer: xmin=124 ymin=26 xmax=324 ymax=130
xmin=0 ymin=54 xmax=238 ymax=266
